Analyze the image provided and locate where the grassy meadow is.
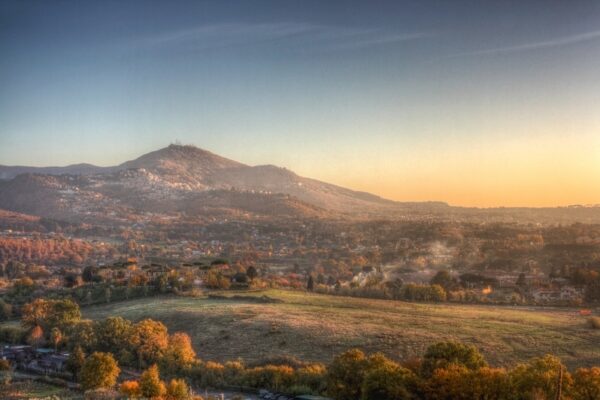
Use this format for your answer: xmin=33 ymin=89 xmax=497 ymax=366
xmin=79 ymin=290 xmax=600 ymax=369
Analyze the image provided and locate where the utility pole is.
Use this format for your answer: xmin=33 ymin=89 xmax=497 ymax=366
xmin=555 ymin=364 xmax=563 ymax=400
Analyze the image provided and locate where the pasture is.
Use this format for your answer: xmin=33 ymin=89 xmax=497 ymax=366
xmin=82 ymin=290 xmax=600 ymax=368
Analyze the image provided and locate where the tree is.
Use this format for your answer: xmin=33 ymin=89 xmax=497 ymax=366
xmin=421 ymin=341 xmax=487 ymax=378
xmin=132 ymin=319 xmax=169 ymax=368
xmin=69 ymin=320 xmax=97 ymax=352
xmin=327 ymin=349 xmax=368 ymax=400
xmin=162 ymin=332 xmax=197 ymax=373
xmin=204 ymin=270 xmax=230 ymax=289
xmin=424 ymin=365 xmax=511 ymax=400
xmin=166 ymin=378 xmax=190 ymax=400
xmin=516 ymin=273 xmax=527 ymax=287
xmin=66 ymin=345 xmax=85 ymax=381
xmin=572 ymin=367 xmax=600 ymax=400
xmin=361 ymin=353 xmax=415 ymax=400
xmin=79 ymin=352 xmax=120 ymax=390
xmin=0 ymin=299 xmax=12 ymax=321
xmin=27 ymin=325 xmax=45 ymax=348
xmin=120 ymin=380 xmax=142 ymax=399
xmin=510 ymin=355 xmax=572 ymax=400
xmin=95 ymin=316 xmax=134 ymax=353
xmin=21 ymin=298 xmax=81 ymax=332
xmin=307 ymin=276 xmax=314 ymax=291
xmin=430 ymin=270 xmax=458 ymax=291
xmin=50 ymin=327 xmax=62 ymax=352
xmin=82 ymin=266 xmax=97 ymax=283
xmin=139 ymin=364 xmax=166 ymax=399
xmin=246 ymin=266 xmax=258 ymax=281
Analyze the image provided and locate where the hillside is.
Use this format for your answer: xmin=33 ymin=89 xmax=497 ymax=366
xmin=0 ymin=144 xmax=400 ymax=219
xmin=81 ymin=290 xmax=600 ymax=369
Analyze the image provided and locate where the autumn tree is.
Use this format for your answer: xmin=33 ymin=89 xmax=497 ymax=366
xmin=166 ymin=378 xmax=190 ymax=400
xmin=162 ymin=332 xmax=197 ymax=373
xmin=327 ymin=349 xmax=368 ymax=400
xmin=79 ymin=352 xmax=120 ymax=390
xmin=424 ymin=365 xmax=511 ymax=400
xmin=509 ymin=355 xmax=572 ymax=400
xmin=139 ymin=364 xmax=166 ymax=399
xmin=21 ymin=298 xmax=81 ymax=333
xmin=50 ymin=327 xmax=62 ymax=352
xmin=27 ymin=325 xmax=45 ymax=348
xmin=68 ymin=320 xmax=98 ymax=352
xmin=572 ymin=367 xmax=600 ymax=400
xmin=133 ymin=319 xmax=169 ymax=368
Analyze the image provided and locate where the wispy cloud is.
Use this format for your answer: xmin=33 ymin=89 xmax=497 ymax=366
xmin=131 ymin=22 xmax=430 ymax=52
xmin=461 ymin=29 xmax=600 ymax=56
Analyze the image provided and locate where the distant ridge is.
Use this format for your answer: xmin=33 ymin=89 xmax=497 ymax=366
xmin=0 ymin=144 xmax=412 ymax=217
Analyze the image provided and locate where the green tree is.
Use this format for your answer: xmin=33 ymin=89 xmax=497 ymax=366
xmin=95 ymin=316 xmax=134 ymax=353
xmin=79 ymin=352 xmax=120 ymax=390
xmin=421 ymin=341 xmax=487 ymax=378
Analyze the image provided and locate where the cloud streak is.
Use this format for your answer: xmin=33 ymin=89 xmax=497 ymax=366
xmin=462 ymin=29 xmax=600 ymax=56
xmin=132 ymin=22 xmax=430 ymax=52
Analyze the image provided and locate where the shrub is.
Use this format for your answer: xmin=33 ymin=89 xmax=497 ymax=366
xmin=119 ymin=380 xmax=141 ymax=398
xmin=194 ymin=361 xmax=225 ymax=388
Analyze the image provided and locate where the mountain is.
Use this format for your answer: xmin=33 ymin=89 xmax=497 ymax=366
xmin=0 ymin=144 xmax=411 ymax=221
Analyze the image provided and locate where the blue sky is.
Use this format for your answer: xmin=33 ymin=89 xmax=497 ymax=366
xmin=1 ymin=0 xmax=600 ymax=206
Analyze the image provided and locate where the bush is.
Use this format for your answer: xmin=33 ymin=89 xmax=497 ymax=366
xmin=193 ymin=361 xmax=225 ymax=388
xmin=119 ymin=380 xmax=141 ymax=398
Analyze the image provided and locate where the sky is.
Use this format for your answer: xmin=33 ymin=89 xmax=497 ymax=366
xmin=1 ymin=0 xmax=600 ymax=207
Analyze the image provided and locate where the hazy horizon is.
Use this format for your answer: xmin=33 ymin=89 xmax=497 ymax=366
xmin=2 ymin=0 xmax=600 ymax=207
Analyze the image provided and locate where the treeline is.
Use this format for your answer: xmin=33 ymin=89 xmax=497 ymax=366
xmin=0 ymin=236 xmax=116 ymax=267
xmin=3 ymin=299 xmax=600 ymax=399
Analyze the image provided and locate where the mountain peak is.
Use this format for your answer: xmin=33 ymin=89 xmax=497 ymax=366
xmin=119 ymin=144 xmax=245 ymax=171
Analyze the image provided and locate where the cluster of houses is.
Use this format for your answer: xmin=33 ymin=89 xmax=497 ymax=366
xmin=0 ymin=345 xmax=69 ymax=376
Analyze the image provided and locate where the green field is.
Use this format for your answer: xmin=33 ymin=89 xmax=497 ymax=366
xmin=82 ymin=290 xmax=599 ymax=369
